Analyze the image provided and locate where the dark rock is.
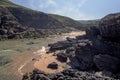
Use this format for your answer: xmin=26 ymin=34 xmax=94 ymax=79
xmin=66 ymin=37 xmax=77 ymax=43
xmin=0 ymin=29 xmax=7 ymax=35
xmin=76 ymin=35 xmax=87 ymax=40
xmin=75 ymin=40 xmax=95 ymax=70
xmin=116 ymin=73 xmax=120 ymax=79
xmin=94 ymin=54 xmax=119 ymax=72
xmin=86 ymin=26 xmax=100 ymax=39
xmin=57 ymin=53 xmax=67 ymax=62
xmin=101 ymin=71 xmax=113 ymax=78
xmin=69 ymin=56 xmax=80 ymax=69
xmin=100 ymin=13 xmax=120 ymax=43
xmin=22 ymin=73 xmax=29 ymax=80
xmin=47 ymin=62 xmax=58 ymax=69
xmin=49 ymin=41 xmax=72 ymax=52
xmin=23 ymin=69 xmax=115 ymax=80
xmin=37 ymin=74 xmax=51 ymax=80
xmin=66 ymin=47 xmax=75 ymax=56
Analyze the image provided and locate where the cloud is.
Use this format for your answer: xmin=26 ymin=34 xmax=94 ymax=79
xmin=38 ymin=0 xmax=57 ymax=9
xmin=53 ymin=5 xmax=95 ymax=20
xmin=78 ymin=0 xmax=88 ymax=8
xmin=29 ymin=0 xmax=95 ymax=20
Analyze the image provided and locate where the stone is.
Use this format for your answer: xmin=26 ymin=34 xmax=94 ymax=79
xmin=47 ymin=62 xmax=58 ymax=69
xmin=94 ymin=54 xmax=119 ymax=72
xmin=57 ymin=53 xmax=67 ymax=62
xmin=22 ymin=69 xmax=114 ymax=80
xmin=69 ymin=56 xmax=80 ymax=69
xmin=66 ymin=47 xmax=75 ymax=55
xmin=49 ymin=41 xmax=72 ymax=52
xmin=75 ymin=40 xmax=95 ymax=70
xmin=37 ymin=74 xmax=51 ymax=80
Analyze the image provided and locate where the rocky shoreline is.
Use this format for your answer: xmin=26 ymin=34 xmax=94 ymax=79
xmin=22 ymin=33 xmax=120 ymax=79
xmin=22 ymin=13 xmax=120 ymax=80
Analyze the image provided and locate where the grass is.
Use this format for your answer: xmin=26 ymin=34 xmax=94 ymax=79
xmin=0 ymin=56 xmax=11 ymax=66
xmin=0 ymin=0 xmax=19 ymax=7
xmin=0 ymin=38 xmax=59 ymax=80
xmin=49 ymin=14 xmax=74 ymax=22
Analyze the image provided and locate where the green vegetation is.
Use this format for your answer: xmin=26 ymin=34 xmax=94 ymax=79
xmin=49 ymin=14 xmax=85 ymax=30
xmin=0 ymin=0 xmax=19 ymax=7
xmin=79 ymin=20 xmax=100 ymax=28
xmin=0 ymin=38 xmax=59 ymax=80
xmin=49 ymin=14 xmax=76 ymax=22
xmin=0 ymin=56 xmax=11 ymax=66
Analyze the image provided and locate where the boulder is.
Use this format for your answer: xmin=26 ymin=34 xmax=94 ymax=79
xmin=66 ymin=47 xmax=75 ymax=56
xmin=57 ymin=53 xmax=67 ymax=62
xmin=75 ymin=40 xmax=95 ymax=70
xmin=47 ymin=62 xmax=58 ymax=69
xmin=49 ymin=41 xmax=72 ymax=52
xmin=94 ymin=54 xmax=119 ymax=72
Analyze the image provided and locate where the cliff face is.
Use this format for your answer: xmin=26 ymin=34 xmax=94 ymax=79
xmin=8 ymin=7 xmax=65 ymax=29
xmin=100 ymin=13 xmax=120 ymax=42
xmin=0 ymin=0 xmax=85 ymax=39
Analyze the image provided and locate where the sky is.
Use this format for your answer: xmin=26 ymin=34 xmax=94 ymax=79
xmin=10 ymin=0 xmax=120 ymax=20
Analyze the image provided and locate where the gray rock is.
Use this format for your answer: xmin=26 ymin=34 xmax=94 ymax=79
xmin=94 ymin=54 xmax=119 ymax=72
xmin=57 ymin=53 xmax=67 ymax=62
xmin=100 ymin=13 xmax=120 ymax=42
xmin=49 ymin=41 xmax=72 ymax=52
xmin=75 ymin=40 xmax=95 ymax=70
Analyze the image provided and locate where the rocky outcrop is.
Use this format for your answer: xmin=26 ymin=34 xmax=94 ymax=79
xmin=43 ymin=18 xmax=120 ymax=79
xmin=100 ymin=13 xmax=120 ymax=42
xmin=22 ymin=69 xmax=114 ymax=80
xmin=94 ymin=54 xmax=119 ymax=72
xmin=49 ymin=41 xmax=72 ymax=52
xmin=75 ymin=40 xmax=96 ymax=70
xmin=86 ymin=26 xmax=100 ymax=39
xmin=23 ymin=12 xmax=120 ymax=79
xmin=57 ymin=53 xmax=67 ymax=62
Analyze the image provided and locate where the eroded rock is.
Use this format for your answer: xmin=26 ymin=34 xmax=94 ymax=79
xmin=94 ymin=54 xmax=119 ymax=72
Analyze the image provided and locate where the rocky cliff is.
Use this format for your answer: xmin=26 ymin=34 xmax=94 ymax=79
xmin=100 ymin=13 xmax=120 ymax=42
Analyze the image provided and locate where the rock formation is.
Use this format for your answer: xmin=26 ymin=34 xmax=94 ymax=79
xmin=57 ymin=53 xmax=68 ymax=62
xmin=22 ymin=11 xmax=120 ymax=80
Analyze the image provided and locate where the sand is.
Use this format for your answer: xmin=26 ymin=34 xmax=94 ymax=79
xmin=34 ymin=53 xmax=69 ymax=73
xmin=16 ymin=31 xmax=85 ymax=76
